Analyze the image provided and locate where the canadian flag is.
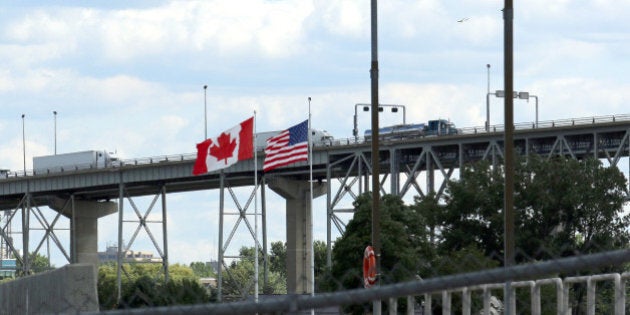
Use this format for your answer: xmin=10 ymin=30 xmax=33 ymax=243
xmin=193 ymin=117 xmax=254 ymax=175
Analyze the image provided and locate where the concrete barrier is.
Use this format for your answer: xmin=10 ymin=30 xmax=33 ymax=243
xmin=0 ymin=263 xmax=98 ymax=314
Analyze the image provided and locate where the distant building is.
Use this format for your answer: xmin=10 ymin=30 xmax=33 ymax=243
xmin=98 ymin=246 xmax=162 ymax=264
xmin=208 ymin=260 xmax=220 ymax=273
xmin=199 ymin=277 xmax=217 ymax=289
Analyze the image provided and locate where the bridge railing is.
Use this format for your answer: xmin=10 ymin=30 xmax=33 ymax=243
xmin=428 ymin=272 xmax=629 ymax=314
xmin=323 ymin=113 xmax=630 ymax=145
xmin=3 ymin=114 xmax=630 ymax=179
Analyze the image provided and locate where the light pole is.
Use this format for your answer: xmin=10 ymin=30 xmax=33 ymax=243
xmin=527 ymin=95 xmax=538 ymax=128
xmin=353 ymin=103 xmax=406 ymax=141
xmin=53 ymin=111 xmax=57 ymax=155
xmin=21 ymin=114 xmax=26 ymax=174
xmin=369 ymin=1 xmax=380 ymax=312
xmin=486 ymin=64 xmax=490 ymax=131
xmin=203 ymin=85 xmax=208 ymax=139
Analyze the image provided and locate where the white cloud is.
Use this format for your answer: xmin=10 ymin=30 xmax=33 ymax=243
xmin=99 ymin=1 xmax=313 ymax=61
xmin=319 ymin=1 xmax=368 ymax=38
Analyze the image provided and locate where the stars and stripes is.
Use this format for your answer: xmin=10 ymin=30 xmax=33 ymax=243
xmin=263 ymin=120 xmax=309 ymax=172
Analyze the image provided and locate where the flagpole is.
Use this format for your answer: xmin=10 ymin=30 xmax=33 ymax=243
xmin=308 ymin=97 xmax=315 ymax=307
xmin=254 ymin=111 xmax=259 ymax=302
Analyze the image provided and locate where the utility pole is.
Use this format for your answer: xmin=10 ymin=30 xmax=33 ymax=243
xmin=503 ymin=1 xmax=516 ymax=314
xmin=369 ymin=0 xmax=382 ymax=314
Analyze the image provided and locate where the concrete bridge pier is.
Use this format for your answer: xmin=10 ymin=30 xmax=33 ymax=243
xmin=268 ymin=177 xmax=326 ymax=294
xmin=49 ymin=197 xmax=117 ymax=271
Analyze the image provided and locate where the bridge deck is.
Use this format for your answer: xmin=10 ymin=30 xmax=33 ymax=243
xmin=0 ymin=114 xmax=628 ymax=210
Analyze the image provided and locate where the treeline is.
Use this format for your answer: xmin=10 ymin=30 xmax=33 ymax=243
xmin=323 ymin=156 xmax=630 ymax=314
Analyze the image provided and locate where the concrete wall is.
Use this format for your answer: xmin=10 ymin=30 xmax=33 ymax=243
xmin=0 ymin=263 xmax=98 ymax=314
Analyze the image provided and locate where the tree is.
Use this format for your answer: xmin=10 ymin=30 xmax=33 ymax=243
xmin=313 ymin=240 xmax=328 ymax=288
xmin=15 ymin=252 xmax=54 ymax=276
xmin=97 ymin=262 xmax=212 ymax=310
xmin=439 ymin=156 xmax=630 ymax=265
xmin=435 ymin=156 xmax=630 ymax=315
xmin=189 ymin=261 xmax=216 ymax=278
xmin=221 ymin=246 xmax=287 ymax=297
xmin=269 ymin=241 xmax=286 ymax=279
xmin=268 ymin=240 xmax=328 ymax=292
xmin=322 ymin=193 xmax=433 ymax=314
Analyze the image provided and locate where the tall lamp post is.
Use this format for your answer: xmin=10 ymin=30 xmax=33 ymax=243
xmin=353 ymin=103 xmax=406 ymax=141
xmin=525 ymin=94 xmax=538 ymax=128
xmin=486 ymin=64 xmax=491 ymax=131
xmin=203 ymin=85 xmax=208 ymax=139
xmin=53 ymin=111 xmax=57 ymax=155
xmin=21 ymin=114 xmax=26 ymax=174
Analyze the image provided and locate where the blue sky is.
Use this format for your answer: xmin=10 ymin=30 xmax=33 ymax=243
xmin=1 ymin=0 xmax=629 ymax=266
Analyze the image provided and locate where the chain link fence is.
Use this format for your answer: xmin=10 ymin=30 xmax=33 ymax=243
xmin=86 ymin=249 xmax=630 ymax=314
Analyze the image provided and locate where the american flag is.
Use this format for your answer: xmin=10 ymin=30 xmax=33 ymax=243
xmin=263 ymin=120 xmax=309 ymax=172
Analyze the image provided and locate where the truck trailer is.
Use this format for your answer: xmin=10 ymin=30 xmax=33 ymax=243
xmin=33 ymin=150 xmax=118 ymax=173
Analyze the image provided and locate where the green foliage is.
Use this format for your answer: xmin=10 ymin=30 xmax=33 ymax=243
xmin=323 ymin=156 xmax=629 ymax=314
xmin=313 ymin=240 xmax=328 ymax=288
xmin=269 ymin=241 xmax=286 ymax=279
xmin=189 ymin=261 xmax=215 ymax=278
xmin=220 ymin=240 xmax=329 ymax=298
xmin=440 ymin=156 xmax=630 ymax=267
xmin=221 ymin=245 xmax=287 ymax=297
xmin=15 ymin=252 xmax=54 ymax=276
xmin=97 ymin=262 xmax=212 ymax=310
xmin=432 ymin=156 xmax=630 ymax=314
xmin=322 ymin=193 xmax=432 ymax=314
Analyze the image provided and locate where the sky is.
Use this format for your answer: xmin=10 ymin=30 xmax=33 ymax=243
xmin=1 ymin=0 xmax=629 ymax=267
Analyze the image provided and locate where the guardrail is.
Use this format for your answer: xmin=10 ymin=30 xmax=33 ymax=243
xmin=3 ymin=114 xmax=630 ymax=179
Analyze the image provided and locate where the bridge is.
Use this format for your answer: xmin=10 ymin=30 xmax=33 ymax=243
xmin=0 ymin=114 xmax=629 ymax=300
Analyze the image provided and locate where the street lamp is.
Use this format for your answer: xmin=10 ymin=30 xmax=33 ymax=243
xmin=486 ymin=64 xmax=490 ymax=131
xmin=203 ymin=85 xmax=208 ymax=139
xmin=21 ymin=114 xmax=26 ymax=174
xmin=53 ymin=111 xmax=57 ymax=155
xmin=519 ymin=93 xmax=539 ymax=128
xmin=353 ymin=103 xmax=406 ymax=141
xmin=487 ymin=90 xmax=539 ymax=129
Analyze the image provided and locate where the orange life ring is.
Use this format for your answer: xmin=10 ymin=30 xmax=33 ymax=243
xmin=363 ymin=245 xmax=377 ymax=288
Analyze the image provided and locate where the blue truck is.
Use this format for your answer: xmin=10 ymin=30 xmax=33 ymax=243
xmin=364 ymin=119 xmax=460 ymax=141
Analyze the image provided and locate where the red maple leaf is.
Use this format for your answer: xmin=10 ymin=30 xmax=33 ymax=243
xmin=210 ymin=132 xmax=237 ymax=164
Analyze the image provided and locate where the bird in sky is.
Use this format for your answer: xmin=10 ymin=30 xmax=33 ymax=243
xmin=457 ymin=17 xmax=470 ymax=23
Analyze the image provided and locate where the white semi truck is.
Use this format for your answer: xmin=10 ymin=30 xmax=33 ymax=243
xmin=33 ymin=150 xmax=118 ymax=173
xmin=255 ymin=129 xmax=334 ymax=151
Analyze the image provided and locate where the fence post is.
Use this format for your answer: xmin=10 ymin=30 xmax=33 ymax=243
xmin=483 ymin=286 xmax=490 ymax=315
xmin=614 ymin=274 xmax=623 ymax=315
xmin=587 ymin=277 xmax=595 ymax=315
xmin=442 ymin=291 xmax=451 ymax=315
xmin=406 ymin=296 xmax=414 ymax=315
xmin=532 ymin=282 xmax=541 ymax=315
xmin=388 ymin=297 xmax=397 ymax=315
xmin=424 ymin=293 xmax=432 ymax=315
xmin=562 ymin=280 xmax=570 ymax=315
xmin=462 ymin=287 xmax=471 ymax=315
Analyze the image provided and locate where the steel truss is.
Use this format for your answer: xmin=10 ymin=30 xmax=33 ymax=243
xmin=116 ymin=182 xmax=168 ymax=303
xmin=326 ymin=128 xmax=630 ymax=266
xmin=217 ymin=173 xmax=268 ymax=302
xmin=0 ymin=192 xmax=72 ymax=275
